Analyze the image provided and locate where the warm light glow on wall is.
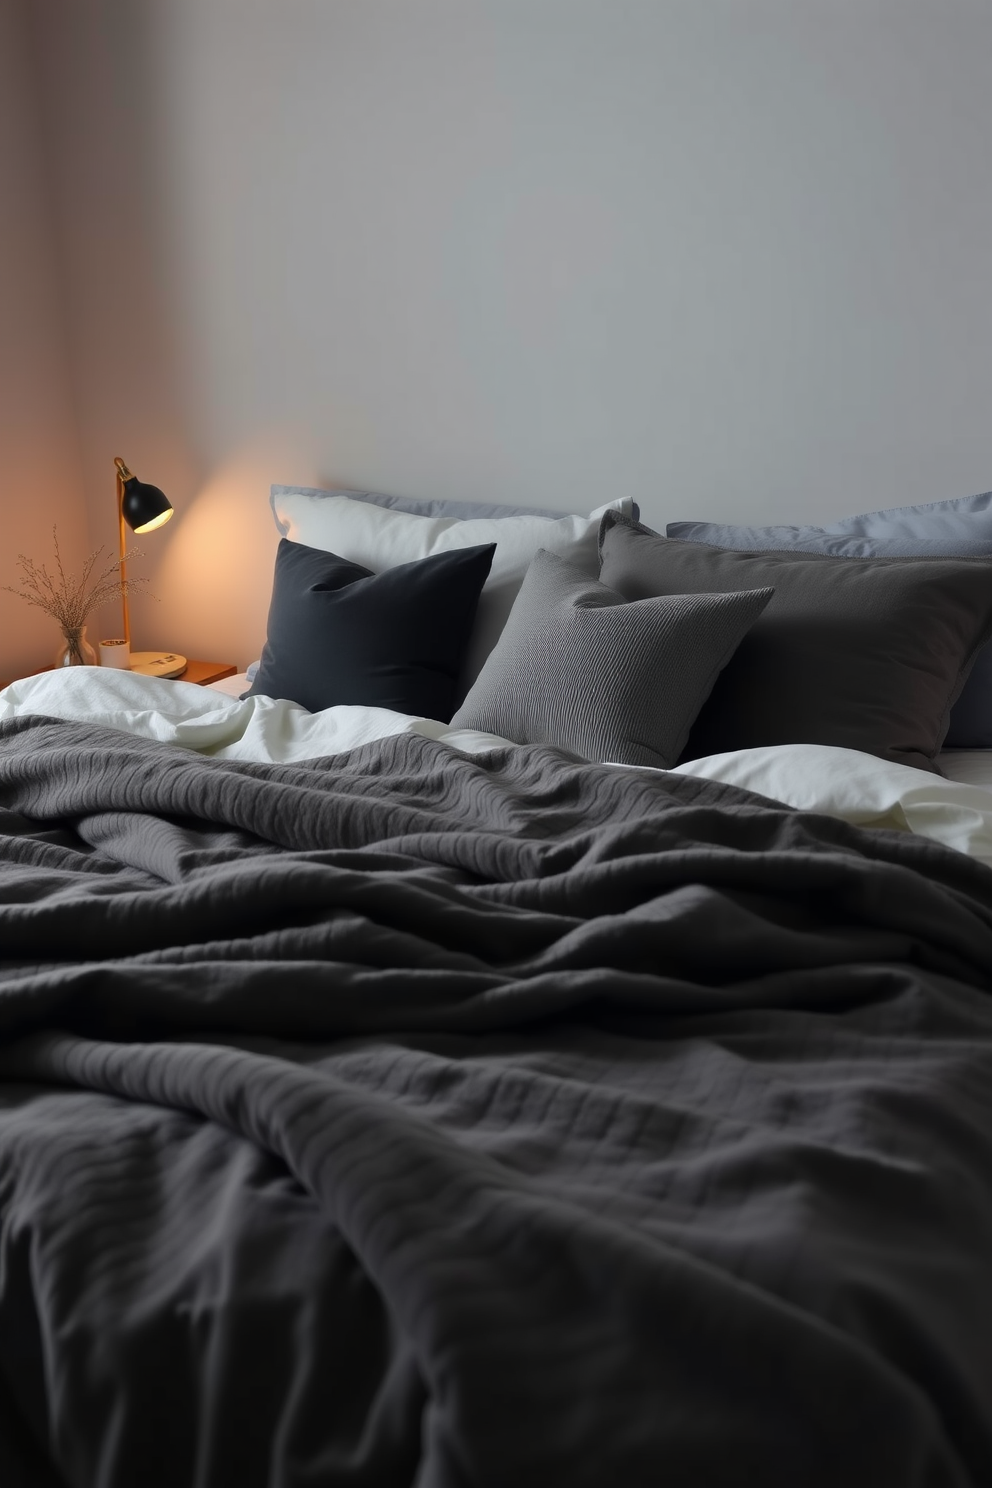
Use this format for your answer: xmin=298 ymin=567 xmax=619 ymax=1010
xmin=153 ymin=435 xmax=321 ymax=666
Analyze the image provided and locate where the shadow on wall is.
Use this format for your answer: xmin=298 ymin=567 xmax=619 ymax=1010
xmin=0 ymin=0 xmax=89 ymax=677
xmin=24 ymin=2 xmax=314 ymax=666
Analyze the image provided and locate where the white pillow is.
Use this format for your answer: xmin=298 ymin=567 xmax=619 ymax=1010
xmin=270 ymin=490 xmax=634 ymax=687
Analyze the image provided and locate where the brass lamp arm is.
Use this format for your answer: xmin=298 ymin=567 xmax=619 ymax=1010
xmin=116 ymin=457 xmax=131 ymax=648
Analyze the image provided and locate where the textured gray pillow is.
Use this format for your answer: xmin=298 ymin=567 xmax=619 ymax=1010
xmin=451 ymin=549 xmax=773 ymax=768
xmin=600 ymin=511 xmax=992 ymax=772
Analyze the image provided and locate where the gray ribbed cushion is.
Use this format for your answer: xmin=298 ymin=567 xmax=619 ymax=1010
xmin=451 ymin=549 xmax=773 ymax=768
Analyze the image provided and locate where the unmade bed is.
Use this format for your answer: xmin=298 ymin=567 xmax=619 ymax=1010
xmin=4 ymin=481 xmax=992 ymax=1484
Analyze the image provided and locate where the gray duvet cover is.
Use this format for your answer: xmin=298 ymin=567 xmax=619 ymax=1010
xmin=1 ymin=714 xmax=991 ymax=1487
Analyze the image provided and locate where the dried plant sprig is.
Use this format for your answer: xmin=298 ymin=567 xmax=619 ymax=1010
xmin=2 ymin=526 xmax=151 ymax=633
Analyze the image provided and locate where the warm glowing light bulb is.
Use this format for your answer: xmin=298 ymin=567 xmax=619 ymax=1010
xmin=134 ymin=509 xmax=173 ymax=535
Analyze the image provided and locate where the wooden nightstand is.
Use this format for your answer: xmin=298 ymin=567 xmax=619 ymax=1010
xmin=1 ymin=659 xmax=238 ymax=690
xmin=173 ymin=660 xmax=238 ymax=687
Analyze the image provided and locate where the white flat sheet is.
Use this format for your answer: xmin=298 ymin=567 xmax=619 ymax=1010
xmin=4 ymin=668 xmax=992 ymax=868
xmin=207 ymin=672 xmax=251 ymax=698
xmin=0 ymin=668 xmax=510 ymax=764
xmin=672 ymin=743 xmax=992 ymax=869
xmin=936 ymin=749 xmax=992 ymax=791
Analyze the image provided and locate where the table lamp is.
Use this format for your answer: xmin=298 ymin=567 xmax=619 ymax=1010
xmin=114 ymin=456 xmax=187 ymax=678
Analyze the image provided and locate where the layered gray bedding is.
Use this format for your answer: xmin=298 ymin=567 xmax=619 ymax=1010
xmin=1 ymin=714 xmax=992 ymax=1486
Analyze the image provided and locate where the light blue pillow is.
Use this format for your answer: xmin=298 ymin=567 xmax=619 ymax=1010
xmin=665 ymin=515 xmax=992 ymax=748
xmin=670 ymin=486 xmax=992 ymax=550
xmin=272 ymin=484 xmax=640 ymax=524
xmin=667 ymin=525 xmax=992 ymax=559
xmin=822 ymin=489 xmax=992 ymax=541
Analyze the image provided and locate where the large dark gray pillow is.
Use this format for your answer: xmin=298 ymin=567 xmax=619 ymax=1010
xmin=667 ymin=514 xmax=992 ymax=748
xmin=599 ymin=511 xmax=992 ymax=773
xmin=451 ymin=549 xmax=773 ymax=768
xmin=249 ymin=538 xmax=495 ymax=720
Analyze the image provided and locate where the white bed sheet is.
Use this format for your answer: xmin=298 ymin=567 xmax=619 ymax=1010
xmin=208 ymin=672 xmax=251 ymax=699
xmin=936 ymin=749 xmax=992 ymax=791
xmin=4 ymin=668 xmax=992 ymax=869
xmin=670 ymin=743 xmax=992 ymax=869
xmin=0 ymin=668 xmax=510 ymax=764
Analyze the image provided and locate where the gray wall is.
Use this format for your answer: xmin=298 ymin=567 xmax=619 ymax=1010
xmin=20 ymin=1 xmax=992 ymax=667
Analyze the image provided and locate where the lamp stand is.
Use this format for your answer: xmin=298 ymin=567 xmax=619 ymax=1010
xmin=115 ymin=457 xmax=187 ymax=678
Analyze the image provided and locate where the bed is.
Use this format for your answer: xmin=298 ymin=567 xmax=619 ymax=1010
xmin=2 ymin=486 xmax=992 ymax=1486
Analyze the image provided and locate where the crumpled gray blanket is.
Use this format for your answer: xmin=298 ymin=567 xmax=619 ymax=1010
xmin=1 ymin=713 xmax=991 ymax=1488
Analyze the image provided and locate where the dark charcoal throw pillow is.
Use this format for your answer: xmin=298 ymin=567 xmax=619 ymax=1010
xmin=598 ymin=510 xmax=992 ymax=773
xmin=249 ymin=538 xmax=495 ymax=719
xmin=451 ymin=548 xmax=773 ymax=767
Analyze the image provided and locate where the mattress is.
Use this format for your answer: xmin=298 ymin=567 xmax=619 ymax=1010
xmin=938 ymin=748 xmax=992 ymax=789
xmin=207 ymin=670 xmax=251 ymax=698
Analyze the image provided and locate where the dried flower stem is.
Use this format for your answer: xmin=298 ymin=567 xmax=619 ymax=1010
xmin=2 ymin=526 xmax=150 ymax=632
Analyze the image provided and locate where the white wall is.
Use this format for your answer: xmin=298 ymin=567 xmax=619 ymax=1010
xmin=27 ymin=0 xmax=992 ymax=668
xmin=0 ymin=0 xmax=88 ymax=679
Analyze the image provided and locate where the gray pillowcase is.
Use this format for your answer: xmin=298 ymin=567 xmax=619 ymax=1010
xmin=667 ymin=522 xmax=992 ymax=560
xmin=820 ymin=487 xmax=992 ymax=540
xmin=665 ymin=521 xmax=992 ymax=748
xmin=669 ymin=487 xmax=992 ymax=546
xmin=600 ymin=511 xmax=992 ymax=773
xmin=451 ymin=549 xmax=773 ymax=768
xmin=272 ymin=484 xmax=640 ymax=525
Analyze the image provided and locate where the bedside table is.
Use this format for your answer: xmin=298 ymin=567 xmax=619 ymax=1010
xmin=1 ymin=659 xmax=238 ymax=690
xmin=172 ymin=660 xmax=238 ymax=687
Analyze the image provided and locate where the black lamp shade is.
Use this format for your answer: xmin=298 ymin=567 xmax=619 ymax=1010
xmin=121 ymin=476 xmax=173 ymax=534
